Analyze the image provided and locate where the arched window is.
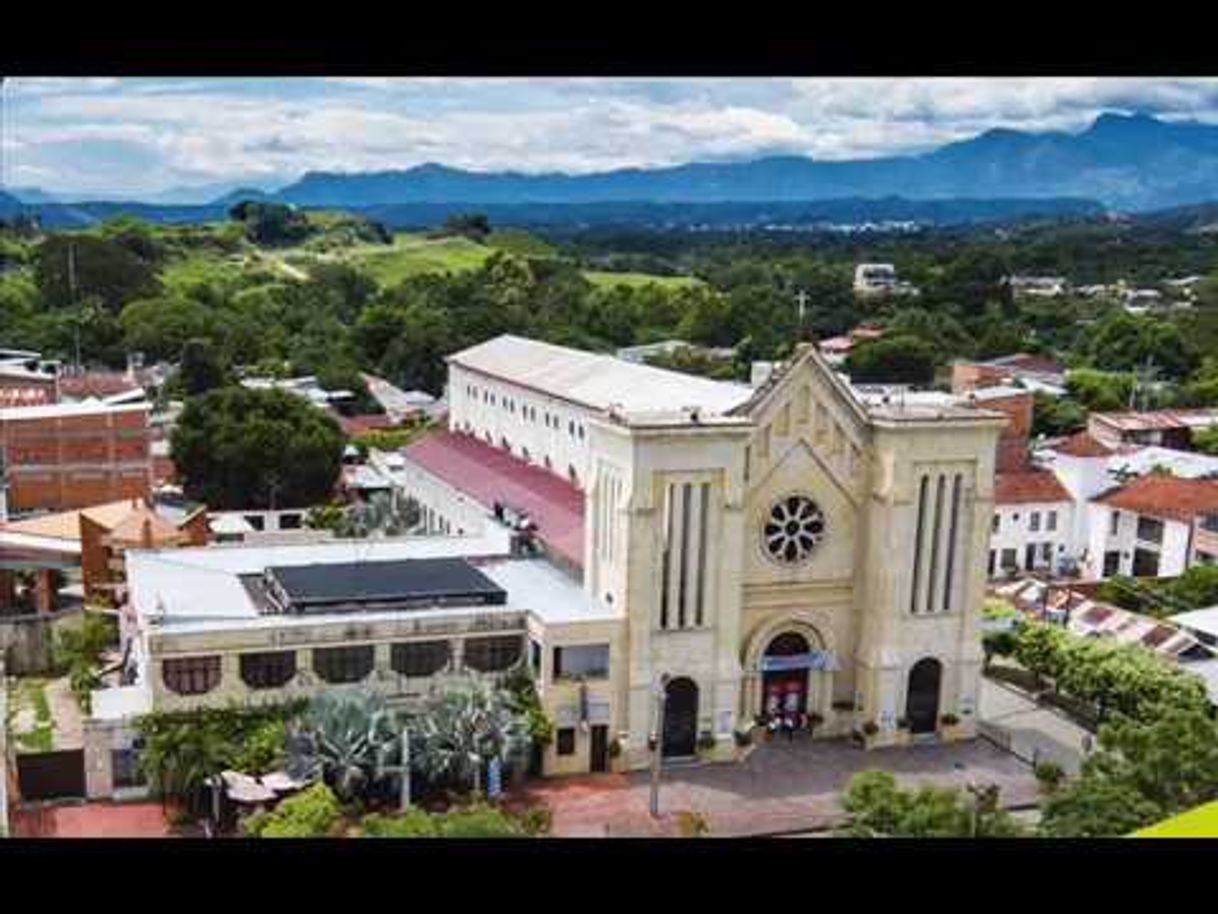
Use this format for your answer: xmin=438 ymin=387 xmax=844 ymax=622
xmin=313 ymin=645 xmax=374 ymax=684
xmin=463 ymin=635 xmax=522 ymax=673
xmin=163 ymin=656 xmax=221 ymax=696
xmin=239 ymin=650 xmax=297 ymax=689
xmin=391 ymin=640 xmax=451 ymax=677
xmin=905 ymin=657 xmax=942 ymax=734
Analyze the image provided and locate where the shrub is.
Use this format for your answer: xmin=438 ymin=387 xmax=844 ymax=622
xmin=733 ymin=729 xmax=753 ymax=748
xmin=361 ymin=803 xmax=525 ymax=838
xmin=360 ymin=808 xmax=438 ymax=837
xmin=675 ymin=810 xmax=710 ymax=837
xmin=697 ymin=731 xmax=717 ymax=752
xmin=243 ymin=783 xmax=343 ymax=838
xmin=940 ymin=713 xmax=960 ymax=727
xmin=861 ymin=720 xmax=879 ymax=737
xmin=607 ymin=737 xmax=622 ymax=758
xmin=1034 ymin=761 xmax=1065 ymax=792
xmin=518 ymin=806 xmax=553 ymax=836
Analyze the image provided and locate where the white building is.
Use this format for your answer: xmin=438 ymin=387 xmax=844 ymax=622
xmin=1086 ymin=474 xmax=1218 ymax=579
xmin=988 ymin=470 xmax=1074 ymax=578
xmin=853 ymin=263 xmax=918 ymax=298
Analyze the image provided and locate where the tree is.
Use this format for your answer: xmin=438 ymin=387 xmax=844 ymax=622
xmin=120 ymin=296 xmax=215 ymax=362
xmin=441 ymin=212 xmax=492 ymax=243
xmin=408 ymin=677 xmax=531 ymax=795
xmin=841 ymin=770 xmax=1023 ymax=838
xmin=285 ymin=690 xmax=404 ymax=804
xmin=844 ymin=334 xmax=938 ymax=385
xmin=1041 ymin=707 xmax=1218 ymax=837
xmin=229 ymin=201 xmax=314 ymax=246
xmin=1031 ymin=391 xmax=1086 ymax=437
xmin=171 ymin=386 xmax=345 ymax=510
xmin=34 ymin=234 xmax=161 ymax=312
xmin=1194 ymin=426 xmax=1218 ymax=456
xmin=176 ymin=337 xmax=228 ymax=397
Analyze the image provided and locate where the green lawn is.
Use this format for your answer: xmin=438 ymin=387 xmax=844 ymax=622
xmin=584 ymin=271 xmax=704 ymax=291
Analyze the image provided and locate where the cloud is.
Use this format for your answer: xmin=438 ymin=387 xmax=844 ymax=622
xmin=9 ymin=77 xmax=1218 ymax=196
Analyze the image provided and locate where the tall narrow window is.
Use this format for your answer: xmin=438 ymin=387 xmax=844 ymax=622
xmin=911 ymin=475 xmax=928 ymax=614
xmin=695 ymin=482 xmax=709 ymax=627
xmin=660 ymin=484 xmax=673 ymax=629
xmin=743 ymin=445 xmax=751 ymax=483
xmin=925 ymin=475 xmax=946 ymax=614
xmin=678 ymin=482 xmax=692 ymax=628
xmin=942 ymin=474 xmax=962 ymax=613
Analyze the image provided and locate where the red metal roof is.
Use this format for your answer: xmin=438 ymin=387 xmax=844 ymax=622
xmin=404 ymin=428 xmax=585 ymax=568
xmin=1095 ymin=475 xmax=1218 ymax=524
xmin=994 ymin=469 xmax=1072 ymax=505
xmin=0 ymin=387 xmax=51 ymax=408
xmin=1053 ymin=432 xmax=1115 ymax=458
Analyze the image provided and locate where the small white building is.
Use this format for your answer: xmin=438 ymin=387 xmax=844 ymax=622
xmin=1086 ymin=475 xmax=1218 ymax=579
xmin=988 ymin=469 xmax=1074 ymax=578
xmin=853 ymin=263 xmax=918 ymax=298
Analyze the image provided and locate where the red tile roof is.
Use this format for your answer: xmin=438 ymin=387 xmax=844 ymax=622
xmin=57 ymin=372 xmax=143 ymax=400
xmin=404 ymin=428 xmax=585 ymax=568
xmin=0 ymin=387 xmax=51 ymax=408
xmin=995 ymin=469 xmax=1072 ymax=505
xmin=1053 ymin=432 xmax=1115 ymax=458
xmin=338 ymin=413 xmax=400 ymax=437
xmin=1095 ymin=475 xmax=1218 ymax=524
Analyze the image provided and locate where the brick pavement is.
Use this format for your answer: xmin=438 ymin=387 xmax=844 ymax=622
xmin=519 ymin=736 xmax=1039 ymax=838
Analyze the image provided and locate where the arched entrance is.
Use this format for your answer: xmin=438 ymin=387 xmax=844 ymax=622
xmin=762 ymin=632 xmax=811 ymax=720
xmin=662 ymin=677 xmax=698 ymax=757
xmin=905 ymin=658 xmax=942 ymax=734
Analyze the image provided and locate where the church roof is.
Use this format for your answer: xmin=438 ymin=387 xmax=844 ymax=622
xmin=447 ymin=334 xmax=753 ymax=418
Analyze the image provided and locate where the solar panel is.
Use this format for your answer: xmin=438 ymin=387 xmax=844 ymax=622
xmin=263 ymin=557 xmax=507 ymax=614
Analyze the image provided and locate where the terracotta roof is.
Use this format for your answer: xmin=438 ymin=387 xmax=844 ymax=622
xmin=1090 ymin=408 xmax=1218 ymax=433
xmin=57 ymin=372 xmax=143 ymax=401
xmin=986 ymin=353 xmax=1064 ymax=375
xmin=1095 ymin=475 xmax=1218 ymax=524
xmin=995 ymin=469 xmax=1072 ymax=505
xmin=338 ymin=413 xmax=400 ymax=437
xmin=107 ymin=504 xmax=187 ymax=545
xmin=403 ymin=428 xmax=585 ymax=568
xmin=0 ymin=388 xmax=52 ymax=408
xmin=1053 ymin=432 xmax=1115 ymax=458
xmin=3 ymin=498 xmax=187 ymax=544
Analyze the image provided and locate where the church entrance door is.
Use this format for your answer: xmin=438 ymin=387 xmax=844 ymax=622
xmin=905 ymin=658 xmax=942 ymax=734
xmin=761 ymin=632 xmax=812 ymax=720
xmin=662 ymin=677 xmax=698 ymax=757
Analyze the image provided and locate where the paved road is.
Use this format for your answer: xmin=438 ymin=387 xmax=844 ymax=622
xmin=977 ymin=675 xmax=1091 ymax=776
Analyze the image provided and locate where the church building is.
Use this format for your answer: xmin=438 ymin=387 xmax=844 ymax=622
xmin=397 ymin=334 xmax=1008 ymax=771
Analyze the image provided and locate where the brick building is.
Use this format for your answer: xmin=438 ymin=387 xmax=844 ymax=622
xmin=0 ymin=401 xmax=153 ymax=516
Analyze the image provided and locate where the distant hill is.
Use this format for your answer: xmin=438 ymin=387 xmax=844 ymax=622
xmin=267 ymin=113 xmax=1218 ymax=212
xmin=0 ymin=190 xmax=21 ymax=216
xmin=13 ymin=196 xmax=1106 ymax=232
xmin=7 ymin=186 xmax=59 ymax=205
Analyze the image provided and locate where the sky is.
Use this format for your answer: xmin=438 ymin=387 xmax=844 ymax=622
xmin=5 ymin=77 xmax=1218 ymax=199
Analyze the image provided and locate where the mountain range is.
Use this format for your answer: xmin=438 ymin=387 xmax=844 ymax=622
xmin=5 ymin=112 xmax=1218 ymax=221
xmin=256 ymin=112 xmax=1218 ymax=212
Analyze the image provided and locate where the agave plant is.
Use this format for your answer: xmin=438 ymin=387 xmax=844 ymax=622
xmin=337 ymin=493 xmax=423 ymax=539
xmin=286 ymin=689 xmax=404 ymax=802
xmin=408 ymin=677 xmax=530 ymax=795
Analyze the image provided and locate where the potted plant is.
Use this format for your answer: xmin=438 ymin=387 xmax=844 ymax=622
xmin=856 ymin=719 xmax=880 ymax=749
xmin=938 ymin=712 xmax=965 ymax=741
xmin=696 ymin=731 xmax=717 ymax=757
xmin=892 ymin=716 xmax=911 ymax=746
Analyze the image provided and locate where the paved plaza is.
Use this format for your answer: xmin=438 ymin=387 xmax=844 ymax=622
xmin=521 ymin=730 xmax=1041 ymax=838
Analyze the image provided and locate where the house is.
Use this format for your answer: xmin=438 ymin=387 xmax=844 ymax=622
xmin=817 ymin=325 xmax=886 ymax=367
xmin=1086 ymin=475 xmax=1218 ymax=579
xmin=853 ymin=263 xmax=918 ymax=297
xmin=1088 ymin=408 xmax=1218 ymax=451
xmin=0 ymin=400 xmax=153 ymax=517
xmin=951 ymin=353 xmax=1067 ymax=397
xmin=1006 ymin=276 xmax=1067 ymax=298
xmin=989 ymin=470 xmax=1074 ymax=578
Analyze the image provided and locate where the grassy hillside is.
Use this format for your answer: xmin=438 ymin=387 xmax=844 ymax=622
xmin=584 ymin=270 xmax=705 ymax=291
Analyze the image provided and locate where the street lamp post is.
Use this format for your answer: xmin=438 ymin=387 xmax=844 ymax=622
xmin=649 ymin=673 xmax=669 ymax=818
xmin=399 ymin=725 xmax=411 ymax=811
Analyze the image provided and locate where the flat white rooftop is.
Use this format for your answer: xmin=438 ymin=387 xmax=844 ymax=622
xmin=126 ymin=530 xmax=616 ymax=637
xmin=448 ymin=334 xmax=754 ymax=417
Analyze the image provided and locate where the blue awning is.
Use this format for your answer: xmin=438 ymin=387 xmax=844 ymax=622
xmin=760 ymin=651 xmax=838 ymax=672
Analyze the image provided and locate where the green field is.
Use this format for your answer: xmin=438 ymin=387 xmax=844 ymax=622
xmin=584 ymin=271 xmax=704 ymax=290
xmin=338 ymin=234 xmax=496 ymax=286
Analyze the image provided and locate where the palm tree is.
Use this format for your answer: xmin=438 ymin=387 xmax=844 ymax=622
xmin=408 ymin=677 xmax=530 ymax=796
xmin=285 ymin=689 xmax=403 ymax=802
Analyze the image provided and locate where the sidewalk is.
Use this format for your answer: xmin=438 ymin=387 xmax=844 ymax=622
xmin=978 ymin=674 xmax=1091 ymax=776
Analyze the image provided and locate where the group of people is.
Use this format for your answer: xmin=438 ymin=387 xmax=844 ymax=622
xmin=763 ymin=711 xmax=811 ymax=741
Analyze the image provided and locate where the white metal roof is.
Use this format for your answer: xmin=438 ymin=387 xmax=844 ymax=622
xmin=0 ymin=398 xmax=149 ymax=421
xmin=1171 ymin=607 xmax=1218 ymax=639
xmin=448 ymin=334 xmax=753 ymax=417
xmin=1107 ymin=446 xmax=1218 ymax=481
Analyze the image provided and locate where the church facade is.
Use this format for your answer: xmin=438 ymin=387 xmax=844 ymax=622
xmin=410 ymin=334 xmax=1007 ymax=771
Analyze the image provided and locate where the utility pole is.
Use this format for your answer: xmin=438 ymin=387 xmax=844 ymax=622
xmin=649 ymin=673 xmax=669 ymax=818
xmin=399 ymin=724 xmax=411 ymax=811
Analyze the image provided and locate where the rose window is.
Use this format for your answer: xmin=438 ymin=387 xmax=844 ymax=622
xmin=763 ymin=496 xmax=826 ymax=563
